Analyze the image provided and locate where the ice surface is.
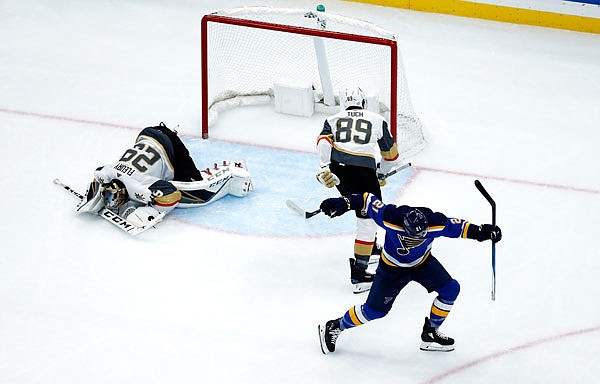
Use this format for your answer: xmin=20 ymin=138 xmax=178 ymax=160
xmin=1 ymin=1 xmax=599 ymax=383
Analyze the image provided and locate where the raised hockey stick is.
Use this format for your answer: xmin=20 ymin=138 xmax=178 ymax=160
xmin=53 ymin=178 xmax=162 ymax=235
xmin=474 ymin=179 xmax=497 ymax=301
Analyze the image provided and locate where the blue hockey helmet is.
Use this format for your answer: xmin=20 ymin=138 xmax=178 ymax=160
xmin=403 ymin=208 xmax=428 ymax=238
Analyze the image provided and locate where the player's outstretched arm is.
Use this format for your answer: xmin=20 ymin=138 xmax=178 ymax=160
xmin=466 ymin=224 xmax=502 ymax=243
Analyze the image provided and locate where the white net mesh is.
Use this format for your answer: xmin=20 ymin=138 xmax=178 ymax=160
xmin=203 ymin=6 xmax=425 ymax=159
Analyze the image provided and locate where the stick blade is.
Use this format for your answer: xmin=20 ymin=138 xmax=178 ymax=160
xmin=286 ymin=199 xmax=306 ymax=217
xmin=286 ymin=200 xmax=321 ymax=219
xmin=474 ymin=179 xmax=496 ymax=208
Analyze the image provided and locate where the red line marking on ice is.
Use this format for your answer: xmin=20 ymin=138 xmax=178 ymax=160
xmin=417 ymin=166 xmax=599 ymax=195
xmin=0 ymin=107 xmax=141 ymax=131
xmin=422 ymin=325 xmax=600 ymax=384
xmin=3 ymin=107 xmax=598 ymax=195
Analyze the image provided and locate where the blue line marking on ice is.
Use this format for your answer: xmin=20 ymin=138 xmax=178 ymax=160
xmin=170 ymin=139 xmax=414 ymax=237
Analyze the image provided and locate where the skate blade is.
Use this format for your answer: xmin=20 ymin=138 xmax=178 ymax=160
xmin=318 ymin=324 xmax=330 ymax=354
xmin=420 ymin=342 xmax=455 ymax=352
xmin=353 ymin=282 xmax=372 ymax=294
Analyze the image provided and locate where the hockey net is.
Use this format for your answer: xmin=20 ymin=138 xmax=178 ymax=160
xmin=201 ymin=6 xmax=426 ymax=159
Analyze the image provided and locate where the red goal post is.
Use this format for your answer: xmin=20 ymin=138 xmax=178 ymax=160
xmin=201 ymin=7 xmax=425 ymax=159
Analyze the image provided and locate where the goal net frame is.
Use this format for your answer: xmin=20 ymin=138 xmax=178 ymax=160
xmin=200 ymin=7 xmax=425 ymax=158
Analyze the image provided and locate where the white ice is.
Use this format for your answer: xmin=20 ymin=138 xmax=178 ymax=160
xmin=1 ymin=1 xmax=599 ymax=383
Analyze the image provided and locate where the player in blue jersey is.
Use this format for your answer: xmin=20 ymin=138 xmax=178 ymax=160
xmin=315 ymin=86 xmax=402 ymax=294
xmin=317 ymin=192 xmax=502 ymax=354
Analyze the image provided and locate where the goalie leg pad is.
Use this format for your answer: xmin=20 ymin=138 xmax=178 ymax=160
xmin=125 ymin=206 xmax=162 ymax=228
xmin=228 ymin=161 xmax=253 ymax=197
xmin=171 ymin=160 xmax=252 ymax=206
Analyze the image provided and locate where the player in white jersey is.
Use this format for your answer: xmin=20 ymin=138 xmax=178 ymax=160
xmin=316 ymin=87 xmax=401 ymax=293
xmin=76 ymin=123 xmax=252 ymax=228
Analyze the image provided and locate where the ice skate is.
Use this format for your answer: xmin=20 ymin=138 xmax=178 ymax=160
xmin=350 ymin=258 xmax=374 ymax=294
xmin=420 ymin=317 xmax=454 ymax=352
xmin=318 ymin=318 xmax=342 ymax=354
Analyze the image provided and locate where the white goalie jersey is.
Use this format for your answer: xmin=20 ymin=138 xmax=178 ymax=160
xmin=77 ymin=138 xmax=252 ymax=229
xmin=73 ymin=123 xmax=253 ymax=234
xmin=94 ymin=135 xmax=177 ymax=208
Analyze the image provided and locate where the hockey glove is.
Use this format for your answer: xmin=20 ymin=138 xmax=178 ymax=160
xmin=76 ymin=180 xmax=104 ymax=214
xmin=320 ymin=194 xmax=364 ymax=218
xmin=316 ymin=166 xmax=340 ymax=188
xmin=468 ymin=224 xmax=502 ymax=243
xmin=320 ymin=197 xmax=351 ymax=218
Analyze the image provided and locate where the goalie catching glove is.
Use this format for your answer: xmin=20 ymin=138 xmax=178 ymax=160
xmin=76 ymin=179 xmax=103 ymax=213
xmin=316 ymin=166 xmax=340 ymax=188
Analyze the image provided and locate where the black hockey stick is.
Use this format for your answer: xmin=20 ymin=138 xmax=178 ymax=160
xmin=288 ymin=163 xmax=413 ymax=219
xmin=474 ymin=179 xmax=497 ymax=301
xmin=377 ymin=162 xmax=412 ymax=182
xmin=53 ymin=178 xmax=84 ymax=200
xmin=286 ymin=199 xmax=322 ymax=218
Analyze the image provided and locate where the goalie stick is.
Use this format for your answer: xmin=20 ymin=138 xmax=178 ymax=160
xmin=53 ymin=178 xmax=163 ymax=236
xmin=474 ymin=179 xmax=497 ymax=301
xmin=288 ymin=163 xmax=413 ymax=219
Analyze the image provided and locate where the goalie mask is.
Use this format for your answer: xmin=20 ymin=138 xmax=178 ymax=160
xmin=101 ymin=179 xmax=128 ymax=210
xmin=403 ymin=208 xmax=428 ymax=238
xmin=342 ymin=86 xmax=367 ymax=109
